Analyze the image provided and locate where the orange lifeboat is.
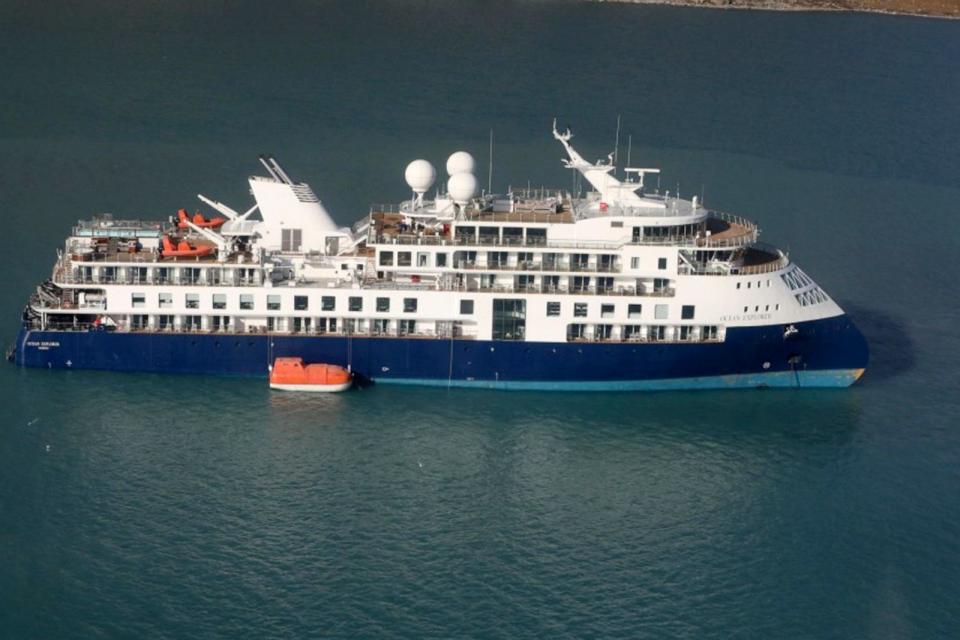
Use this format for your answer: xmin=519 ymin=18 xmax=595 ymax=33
xmin=160 ymin=235 xmax=215 ymax=259
xmin=177 ymin=208 xmax=226 ymax=229
xmin=269 ymin=358 xmax=352 ymax=392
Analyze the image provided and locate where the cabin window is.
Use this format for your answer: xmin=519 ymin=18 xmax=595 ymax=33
xmin=436 ymin=253 xmax=447 ymax=267
xmin=491 ymin=299 xmax=525 ymax=340
xmin=158 ymin=293 xmax=173 ymax=309
xmin=294 ymin=296 xmax=308 ymax=311
xmin=681 ymin=305 xmax=695 ymax=320
xmin=655 ymin=304 xmax=668 ymax=320
xmin=240 ymin=295 xmax=254 ymax=310
xmin=460 ymin=299 xmax=474 ymax=315
xmin=653 ymin=278 xmax=671 ymax=294
xmin=403 ymin=298 xmax=417 ymax=313
xmin=601 ymin=304 xmax=615 ymax=319
xmin=267 ymin=295 xmax=281 ymax=311
xmin=398 ymin=252 xmax=412 ymax=267
xmin=379 ymin=251 xmax=394 ymax=266
xmin=281 ymin=228 xmax=302 ymax=252
xmin=574 ymin=303 xmax=588 ymax=318
xmin=322 ymin=296 xmax=335 ymax=311
xmin=131 ymin=293 xmax=146 ymax=309
xmin=417 ymin=252 xmax=429 ymax=267
xmin=610 ymin=221 xmax=623 ymax=228
xmin=398 ymin=319 xmax=416 ymax=335
xmin=349 ymin=297 xmax=363 ymax=312
xmin=658 ymin=257 xmax=668 ymax=270
xmin=736 ymin=282 xmax=741 ymax=289
xmin=213 ymin=294 xmax=226 ymax=310
xmin=630 ymin=257 xmax=639 ymax=269
xmin=628 ymin=304 xmax=642 ymax=319
xmin=547 ymin=301 xmax=561 ymax=317
xmin=377 ymin=297 xmax=390 ymax=312
xmin=185 ymin=294 xmax=199 ymax=309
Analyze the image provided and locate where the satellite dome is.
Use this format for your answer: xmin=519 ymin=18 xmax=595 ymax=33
xmin=448 ymin=172 xmax=478 ymax=205
xmin=404 ymin=159 xmax=436 ymax=194
xmin=446 ymin=151 xmax=475 ymax=177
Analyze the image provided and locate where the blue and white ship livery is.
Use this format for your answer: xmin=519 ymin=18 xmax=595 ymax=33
xmin=12 ymin=123 xmax=868 ymax=390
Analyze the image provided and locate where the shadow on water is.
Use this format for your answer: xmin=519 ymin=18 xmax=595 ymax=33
xmin=844 ymin=303 xmax=915 ymax=384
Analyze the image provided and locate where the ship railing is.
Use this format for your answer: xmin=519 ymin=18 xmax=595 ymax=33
xmin=678 ymin=252 xmax=789 ymax=276
xmin=371 ymin=234 xmax=624 ymax=251
xmin=450 ymin=261 xmax=622 ymax=274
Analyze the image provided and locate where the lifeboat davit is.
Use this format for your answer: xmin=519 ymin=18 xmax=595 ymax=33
xmin=160 ymin=235 xmax=215 ymax=258
xmin=269 ymin=358 xmax=353 ymax=392
xmin=177 ymin=208 xmax=226 ymax=229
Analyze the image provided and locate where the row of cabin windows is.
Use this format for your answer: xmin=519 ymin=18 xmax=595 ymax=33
xmin=379 ymin=251 xmax=448 ymax=268
xmin=743 ymin=304 xmax=781 ymax=313
xmin=381 ymin=250 xmax=668 ymax=271
xmin=736 ymin=279 xmax=771 ymax=289
xmin=547 ymin=301 xmax=694 ymax=320
xmin=137 ymin=293 xmax=430 ymax=313
xmin=567 ymin=323 xmax=720 ymax=342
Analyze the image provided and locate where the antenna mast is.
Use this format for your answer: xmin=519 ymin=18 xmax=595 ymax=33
xmin=488 ymin=128 xmax=494 ymax=194
xmin=613 ymin=114 xmax=621 ymax=173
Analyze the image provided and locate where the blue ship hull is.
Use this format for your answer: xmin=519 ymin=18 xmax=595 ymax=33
xmin=11 ymin=314 xmax=868 ymax=390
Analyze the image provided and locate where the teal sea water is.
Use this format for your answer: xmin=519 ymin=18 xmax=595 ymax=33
xmin=2 ymin=1 xmax=959 ymax=637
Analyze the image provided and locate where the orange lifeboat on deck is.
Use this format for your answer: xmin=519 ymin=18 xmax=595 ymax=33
xmin=177 ymin=208 xmax=226 ymax=229
xmin=160 ymin=235 xmax=215 ymax=259
xmin=270 ymin=358 xmax=353 ymax=392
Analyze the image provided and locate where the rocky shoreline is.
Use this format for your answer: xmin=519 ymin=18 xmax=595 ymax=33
xmin=590 ymin=0 xmax=960 ymax=19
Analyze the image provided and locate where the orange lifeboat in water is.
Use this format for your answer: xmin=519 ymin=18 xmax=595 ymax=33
xmin=161 ymin=235 xmax=215 ymax=259
xmin=177 ymin=208 xmax=226 ymax=229
xmin=270 ymin=358 xmax=353 ymax=392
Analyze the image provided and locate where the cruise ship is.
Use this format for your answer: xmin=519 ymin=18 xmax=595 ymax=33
xmin=10 ymin=123 xmax=868 ymax=390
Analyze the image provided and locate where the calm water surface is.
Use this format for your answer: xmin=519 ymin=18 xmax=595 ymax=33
xmin=1 ymin=1 xmax=958 ymax=637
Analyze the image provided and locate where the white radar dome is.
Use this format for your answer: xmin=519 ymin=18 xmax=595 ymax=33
xmin=446 ymin=151 xmax=475 ymax=177
xmin=448 ymin=172 xmax=478 ymax=205
xmin=404 ymin=159 xmax=436 ymax=194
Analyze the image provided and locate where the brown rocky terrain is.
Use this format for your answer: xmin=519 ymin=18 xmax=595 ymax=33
xmin=596 ymin=0 xmax=960 ymax=18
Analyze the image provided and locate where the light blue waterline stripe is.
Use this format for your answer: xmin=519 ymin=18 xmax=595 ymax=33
xmin=372 ymin=369 xmax=862 ymax=391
